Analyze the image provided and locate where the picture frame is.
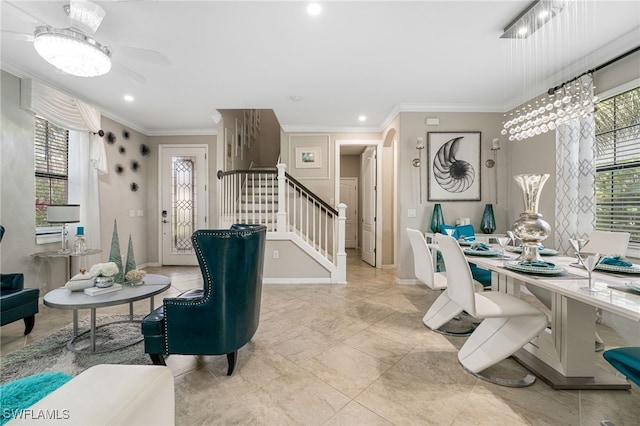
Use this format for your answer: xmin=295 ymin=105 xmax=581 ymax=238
xmin=295 ymin=147 xmax=322 ymax=169
xmin=427 ymin=131 xmax=481 ymax=201
xmin=235 ymin=118 xmax=244 ymax=160
xmin=225 ymin=128 xmax=234 ymax=170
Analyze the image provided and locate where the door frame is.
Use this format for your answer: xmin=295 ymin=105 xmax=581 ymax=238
xmin=157 ymin=144 xmax=209 ymax=265
xmin=340 ymin=177 xmax=358 ymax=249
xmin=335 ymin=139 xmax=382 ymax=268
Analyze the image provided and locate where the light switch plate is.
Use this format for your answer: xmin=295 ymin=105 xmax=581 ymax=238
xmin=408 ymin=209 xmax=417 ymax=218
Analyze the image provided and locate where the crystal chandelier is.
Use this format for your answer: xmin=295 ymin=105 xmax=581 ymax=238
xmin=33 ymin=0 xmax=111 ymax=78
xmin=501 ymin=75 xmax=597 ymax=142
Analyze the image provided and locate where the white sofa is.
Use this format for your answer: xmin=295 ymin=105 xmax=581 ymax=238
xmin=8 ymin=364 xmax=174 ymax=425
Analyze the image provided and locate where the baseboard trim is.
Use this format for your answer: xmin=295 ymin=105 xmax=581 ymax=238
xmin=396 ymin=278 xmax=421 ymax=285
xmin=263 ymin=278 xmax=336 ymax=285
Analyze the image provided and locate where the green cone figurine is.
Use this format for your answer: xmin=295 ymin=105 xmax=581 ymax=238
xmin=124 ymin=235 xmax=137 ymax=277
xmin=108 ymin=220 xmax=124 ymax=283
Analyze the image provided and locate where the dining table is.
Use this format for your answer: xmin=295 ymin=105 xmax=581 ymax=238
xmin=438 ymin=241 xmax=640 ymax=390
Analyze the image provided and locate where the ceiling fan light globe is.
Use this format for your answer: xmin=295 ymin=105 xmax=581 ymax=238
xmin=34 ymin=27 xmax=111 ymax=77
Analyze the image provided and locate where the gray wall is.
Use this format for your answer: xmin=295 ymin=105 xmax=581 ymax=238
xmin=395 ymin=112 xmax=505 ymax=280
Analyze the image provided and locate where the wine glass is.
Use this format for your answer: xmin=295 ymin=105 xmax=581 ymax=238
xmin=496 ymin=236 xmax=511 ymax=263
xmin=579 ymin=252 xmax=604 ymax=292
xmin=506 ymin=231 xmax=517 ymax=247
xmin=569 ymin=238 xmax=588 ymax=265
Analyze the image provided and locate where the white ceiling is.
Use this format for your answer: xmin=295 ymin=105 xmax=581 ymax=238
xmin=1 ymin=1 xmax=639 ymax=136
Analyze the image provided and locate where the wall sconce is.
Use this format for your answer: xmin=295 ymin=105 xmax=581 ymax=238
xmin=485 ymin=139 xmax=501 ymax=204
xmin=413 ymin=138 xmax=425 ymax=203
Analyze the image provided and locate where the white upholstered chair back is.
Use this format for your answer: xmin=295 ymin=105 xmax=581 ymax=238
xmin=435 ymin=233 xmax=477 ymax=317
xmin=582 ymin=230 xmax=630 ymax=257
xmin=406 ymin=228 xmax=444 ymax=290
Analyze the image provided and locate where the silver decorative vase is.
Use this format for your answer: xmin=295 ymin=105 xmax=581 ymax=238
xmin=512 ymin=174 xmax=551 ymax=262
xmin=95 ymin=276 xmax=114 ymax=288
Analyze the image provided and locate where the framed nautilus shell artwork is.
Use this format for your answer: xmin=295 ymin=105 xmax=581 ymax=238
xmin=427 ymin=132 xmax=481 ymax=201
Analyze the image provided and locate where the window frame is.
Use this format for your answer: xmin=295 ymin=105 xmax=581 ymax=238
xmin=594 ymin=82 xmax=640 ymax=258
xmin=34 ymin=116 xmax=70 ymax=243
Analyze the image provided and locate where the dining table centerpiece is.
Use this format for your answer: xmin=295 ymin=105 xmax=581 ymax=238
xmin=511 ymin=174 xmax=551 ymax=262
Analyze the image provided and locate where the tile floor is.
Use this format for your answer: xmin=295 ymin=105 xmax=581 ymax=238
xmin=2 ymin=250 xmax=639 ymax=425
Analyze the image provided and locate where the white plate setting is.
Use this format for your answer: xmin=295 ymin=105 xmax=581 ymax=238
xmin=596 ymin=263 xmax=640 ymax=275
xmin=504 ymin=261 xmax=566 ymax=275
xmin=463 ymin=248 xmax=501 ymax=257
xmin=625 ymin=281 xmax=640 ymax=293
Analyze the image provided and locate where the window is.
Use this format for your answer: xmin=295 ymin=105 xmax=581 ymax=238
xmin=594 ymin=86 xmax=640 ymax=249
xmin=34 ymin=117 xmax=69 ymax=233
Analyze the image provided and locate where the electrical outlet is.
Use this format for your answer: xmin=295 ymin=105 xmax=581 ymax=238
xmin=137 ymin=210 xmax=144 ymax=217
xmin=129 ymin=209 xmax=135 ymax=217
xmin=273 ymin=250 xmax=279 ymax=259
xmin=408 ymin=209 xmax=417 ymax=218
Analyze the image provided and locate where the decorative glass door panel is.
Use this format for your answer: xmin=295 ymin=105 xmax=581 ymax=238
xmin=171 ymin=156 xmax=197 ymax=254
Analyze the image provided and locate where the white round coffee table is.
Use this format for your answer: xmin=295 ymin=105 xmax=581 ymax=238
xmin=43 ymin=274 xmax=171 ymax=354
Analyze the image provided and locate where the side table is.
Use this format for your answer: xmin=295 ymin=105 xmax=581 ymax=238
xmin=32 ymin=249 xmax=102 ymax=281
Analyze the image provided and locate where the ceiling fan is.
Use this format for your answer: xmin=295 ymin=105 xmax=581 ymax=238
xmin=2 ymin=0 xmax=169 ymax=83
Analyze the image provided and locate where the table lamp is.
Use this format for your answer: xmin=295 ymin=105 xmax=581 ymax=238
xmin=47 ymin=204 xmax=80 ymax=253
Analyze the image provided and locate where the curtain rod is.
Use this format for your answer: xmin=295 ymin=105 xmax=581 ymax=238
xmin=547 ymin=45 xmax=640 ymax=95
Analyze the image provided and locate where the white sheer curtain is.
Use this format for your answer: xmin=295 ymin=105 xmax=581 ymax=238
xmin=554 ymin=110 xmax=596 ymax=254
xmin=21 ymin=78 xmax=106 ymax=254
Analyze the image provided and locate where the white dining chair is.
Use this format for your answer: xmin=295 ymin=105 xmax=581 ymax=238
xmin=581 ymin=230 xmax=630 ymax=256
xmin=406 ymin=228 xmax=479 ymax=336
xmin=435 ymin=233 xmax=548 ymax=387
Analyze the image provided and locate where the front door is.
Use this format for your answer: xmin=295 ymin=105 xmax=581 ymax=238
xmin=160 ymin=146 xmax=208 ymax=265
xmin=361 ymin=147 xmax=376 ymax=266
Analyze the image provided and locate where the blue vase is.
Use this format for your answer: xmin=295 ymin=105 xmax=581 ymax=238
xmin=430 ymin=204 xmax=445 ymax=233
xmin=480 ymin=204 xmax=496 ymax=234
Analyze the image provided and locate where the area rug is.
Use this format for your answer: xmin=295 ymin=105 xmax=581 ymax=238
xmin=0 ymin=314 xmax=153 ymax=384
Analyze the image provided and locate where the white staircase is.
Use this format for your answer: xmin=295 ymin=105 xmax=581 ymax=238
xmin=218 ymin=163 xmax=346 ymax=283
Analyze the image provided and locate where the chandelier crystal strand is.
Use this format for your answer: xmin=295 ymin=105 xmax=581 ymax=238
xmin=501 ymin=0 xmax=596 ymax=142
xmin=502 ymin=75 xmax=595 ymax=142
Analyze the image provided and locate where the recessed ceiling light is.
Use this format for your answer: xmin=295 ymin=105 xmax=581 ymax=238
xmin=538 ymin=9 xmax=550 ymax=20
xmin=358 ymin=115 xmax=367 ymax=122
xmin=307 ymin=3 xmax=321 ymax=16
xmin=124 ymin=94 xmax=134 ymax=102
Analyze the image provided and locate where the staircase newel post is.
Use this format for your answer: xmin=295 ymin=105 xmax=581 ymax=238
xmin=276 ymin=163 xmax=287 ymax=233
xmin=336 ymin=203 xmax=347 ymax=284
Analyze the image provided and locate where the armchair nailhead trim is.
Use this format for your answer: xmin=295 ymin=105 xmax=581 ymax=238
xmin=162 ymin=225 xmax=266 ymax=354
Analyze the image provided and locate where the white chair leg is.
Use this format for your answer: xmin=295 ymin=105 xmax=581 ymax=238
xmin=423 ymin=290 xmax=472 ymax=335
xmin=458 ymin=314 xmax=548 ymax=373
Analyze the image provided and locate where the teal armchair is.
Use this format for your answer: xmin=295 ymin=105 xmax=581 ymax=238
xmin=142 ymin=224 xmax=267 ymax=375
xmin=0 ymin=225 xmax=39 ymax=335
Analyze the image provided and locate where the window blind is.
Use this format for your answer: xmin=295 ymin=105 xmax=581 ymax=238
xmin=595 ymin=87 xmax=640 ymax=247
xmin=35 ymin=116 xmax=69 ymax=228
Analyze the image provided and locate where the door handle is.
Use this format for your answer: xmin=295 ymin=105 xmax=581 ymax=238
xmin=162 ymin=219 xmax=168 ymax=224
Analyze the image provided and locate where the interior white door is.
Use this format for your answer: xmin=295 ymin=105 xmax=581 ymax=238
xmin=361 ymin=147 xmax=376 ymax=266
xmin=160 ymin=146 xmax=208 ymax=265
xmin=340 ymin=177 xmax=358 ymax=249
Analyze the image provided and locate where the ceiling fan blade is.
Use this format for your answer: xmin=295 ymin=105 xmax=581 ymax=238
xmin=1 ymin=30 xmax=34 ymax=42
xmin=112 ymin=45 xmax=170 ymax=66
xmin=112 ymin=62 xmax=146 ymax=85
xmin=4 ymin=1 xmax=48 ymax=26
